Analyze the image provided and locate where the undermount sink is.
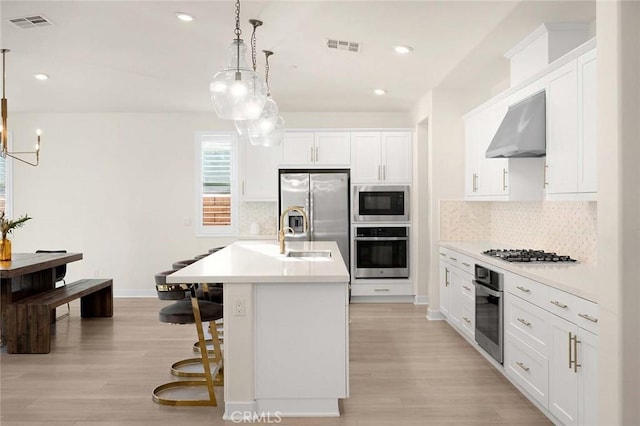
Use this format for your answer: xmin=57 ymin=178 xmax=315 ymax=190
xmin=285 ymin=250 xmax=332 ymax=258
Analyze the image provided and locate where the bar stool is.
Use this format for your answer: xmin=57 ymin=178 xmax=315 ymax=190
xmin=155 ymin=271 xmax=223 ymax=374
xmin=152 ymin=283 xmax=224 ymax=406
xmin=172 ymin=258 xmax=197 ymax=270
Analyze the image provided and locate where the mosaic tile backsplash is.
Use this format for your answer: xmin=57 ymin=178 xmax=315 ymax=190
xmin=440 ymin=201 xmax=597 ymax=264
xmin=238 ymin=202 xmax=278 ymax=237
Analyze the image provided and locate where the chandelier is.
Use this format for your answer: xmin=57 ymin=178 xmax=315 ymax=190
xmin=0 ymin=49 xmax=41 ymax=167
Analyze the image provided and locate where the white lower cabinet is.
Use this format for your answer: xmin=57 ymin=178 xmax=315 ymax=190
xmin=548 ymin=315 xmax=598 ymax=426
xmin=438 ymin=247 xmax=474 ymax=340
xmin=505 ymin=331 xmax=549 ymax=407
xmin=504 ymin=270 xmax=598 ymax=426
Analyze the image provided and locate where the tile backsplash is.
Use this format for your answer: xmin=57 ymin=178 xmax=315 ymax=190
xmin=238 ymin=202 xmax=278 ymax=237
xmin=440 ymin=201 xmax=597 ymax=264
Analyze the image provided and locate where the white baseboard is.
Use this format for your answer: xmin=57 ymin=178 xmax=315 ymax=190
xmin=113 ymin=289 xmax=156 ymax=298
xmin=223 ymin=401 xmax=258 ymax=421
xmin=426 ymin=307 xmax=445 ymax=320
xmin=413 ymin=295 xmax=428 ymax=305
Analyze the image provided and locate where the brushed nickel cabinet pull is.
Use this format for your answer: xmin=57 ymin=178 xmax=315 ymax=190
xmin=461 ymin=262 xmax=471 ymax=267
xmin=544 ymin=163 xmax=549 ymax=188
xmin=472 ymin=173 xmax=478 ymax=192
xmin=310 ymin=146 xmax=314 ymax=163
xmin=463 ymin=317 xmax=471 ymax=324
xmin=440 ymin=252 xmax=446 ymax=257
xmin=445 ymin=268 xmax=449 ymax=287
xmin=242 ymin=181 xmax=245 ymax=196
xmin=569 ymin=332 xmax=581 ymax=373
xmin=516 ymin=286 xmax=530 ymax=293
xmin=463 ymin=285 xmax=471 ymax=291
xmin=516 ymin=361 xmax=530 ymax=372
xmin=517 ymin=318 xmax=531 ymax=327
xmin=378 ymin=165 xmax=381 ymax=180
xmin=315 ymin=146 xmax=319 ymax=162
xmin=374 ymin=288 xmax=390 ymax=292
xmin=383 ymin=165 xmax=386 ymax=180
xmin=578 ymin=313 xmax=598 ymax=323
xmin=449 ymin=257 xmax=457 ymax=261
xmin=502 ymin=168 xmax=508 ymax=191
xmin=550 ymin=300 xmax=568 ymax=309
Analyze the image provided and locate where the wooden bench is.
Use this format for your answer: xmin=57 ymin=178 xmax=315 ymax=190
xmin=5 ymin=278 xmax=113 ymax=354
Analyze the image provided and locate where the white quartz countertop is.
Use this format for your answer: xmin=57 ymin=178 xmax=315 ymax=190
xmin=440 ymin=241 xmax=599 ymax=302
xmin=167 ymin=240 xmax=349 ymax=284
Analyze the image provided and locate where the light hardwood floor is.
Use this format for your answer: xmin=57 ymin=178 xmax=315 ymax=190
xmin=0 ymin=299 xmax=550 ymax=425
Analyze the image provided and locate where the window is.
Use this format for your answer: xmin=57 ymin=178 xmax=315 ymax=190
xmin=196 ymin=132 xmax=237 ymax=236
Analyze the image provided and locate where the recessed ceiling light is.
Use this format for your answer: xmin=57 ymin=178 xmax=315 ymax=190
xmin=393 ymin=45 xmax=413 ymax=55
xmin=373 ymin=89 xmax=387 ymax=96
xmin=34 ymin=73 xmax=49 ymax=81
xmin=176 ymin=12 xmax=194 ymax=22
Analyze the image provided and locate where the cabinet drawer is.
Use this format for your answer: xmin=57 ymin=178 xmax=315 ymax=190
xmin=547 ymin=287 xmax=599 ymax=334
xmin=457 ymin=255 xmax=474 ymax=275
xmin=438 ymin=247 xmax=474 ymax=274
xmin=505 ymin=272 xmax=549 ymax=307
xmin=350 ymin=282 xmax=412 ymax=296
xmin=505 ymin=332 xmax=549 ymax=408
xmin=460 ymin=278 xmax=475 ymax=303
xmin=460 ymin=303 xmax=475 ymax=340
xmin=506 ymin=293 xmax=550 ymax=356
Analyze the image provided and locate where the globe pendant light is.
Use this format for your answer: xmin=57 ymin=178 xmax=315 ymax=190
xmin=234 ymin=19 xmax=262 ymax=137
xmin=210 ymin=0 xmax=267 ymax=120
xmin=247 ymin=50 xmax=285 ymax=147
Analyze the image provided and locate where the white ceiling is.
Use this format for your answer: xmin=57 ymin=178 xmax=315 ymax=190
xmin=0 ymin=1 xmax=595 ymax=114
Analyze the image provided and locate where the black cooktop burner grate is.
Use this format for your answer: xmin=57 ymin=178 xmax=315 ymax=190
xmin=483 ymin=249 xmax=577 ymax=263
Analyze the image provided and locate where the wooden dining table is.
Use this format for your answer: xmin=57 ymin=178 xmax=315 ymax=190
xmin=0 ymin=252 xmax=83 ymax=343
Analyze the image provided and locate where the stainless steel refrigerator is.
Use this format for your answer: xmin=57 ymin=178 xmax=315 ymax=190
xmin=279 ymin=170 xmax=350 ymax=271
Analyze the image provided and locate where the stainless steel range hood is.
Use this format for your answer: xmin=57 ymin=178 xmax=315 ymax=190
xmin=485 ymin=90 xmax=546 ymax=158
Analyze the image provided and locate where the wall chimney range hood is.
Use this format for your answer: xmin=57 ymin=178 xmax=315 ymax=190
xmin=485 ymin=90 xmax=546 ymax=158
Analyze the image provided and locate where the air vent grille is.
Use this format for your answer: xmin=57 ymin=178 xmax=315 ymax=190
xmin=327 ymin=39 xmax=361 ymax=53
xmin=9 ymin=15 xmax=53 ymax=29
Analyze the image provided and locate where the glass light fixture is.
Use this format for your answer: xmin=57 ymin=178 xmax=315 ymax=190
xmin=210 ymin=1 xmax=267 ymax=120
xmin=247 ymin=50 xmax=284 ymax=147
xmin=0 ymin=49 xmax=41 ymax=166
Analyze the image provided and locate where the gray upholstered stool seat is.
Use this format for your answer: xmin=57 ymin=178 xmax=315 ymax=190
xmin=208 ymin=246 xmax=225 ymax=254
xmin=194 ymin=254 xmax=208 ymax=260
xmin=155 ymin=270 xmax=186 ymax=300
xmin=159 ymin=299 xmax=223 ymax=324
xmin=172 ymin=258 xmax=197 ymax=269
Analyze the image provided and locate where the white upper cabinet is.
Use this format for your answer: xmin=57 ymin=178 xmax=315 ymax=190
xmin=464 ymin=42 xmax=597 ymax=201
xmin=577 ymin=48 xmax=597 ymax=194
xmin=351 ymin=131 xmax=412 ymax=183
xmin=545 ymin=60 xmax=579 ymax=195
xmin=464 ymin=102 xmax=509 ymax=198
xmin=545 ymin=47 xmax=597 ymax=200
xmin=281 ymin=131 xmax=350 ymax=166
xmin=240 ymin=138 xmax=283 ymax=201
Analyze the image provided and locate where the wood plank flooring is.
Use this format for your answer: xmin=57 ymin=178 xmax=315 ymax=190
xmin=0 ymin=299 xmax=550 ymax=425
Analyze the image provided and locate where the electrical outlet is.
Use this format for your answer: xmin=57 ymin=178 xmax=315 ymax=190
xmin=234 ymin=298 xmax=246 ymax=316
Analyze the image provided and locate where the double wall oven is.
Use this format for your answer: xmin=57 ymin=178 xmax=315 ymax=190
xmin=352 ymin=185 xmax=410 ymax=280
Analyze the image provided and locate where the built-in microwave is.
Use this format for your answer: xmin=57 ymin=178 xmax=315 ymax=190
xmin=352 ymin=185 xmax=410 ymax=222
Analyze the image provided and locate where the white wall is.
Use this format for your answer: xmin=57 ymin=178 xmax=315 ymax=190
xmin=596 ymin=1 xmax=640 ymax=424
xmin=411 ymin=88 xmax=487 ymax=318
xmin=9 ymin=111 xmax=410 ymax=297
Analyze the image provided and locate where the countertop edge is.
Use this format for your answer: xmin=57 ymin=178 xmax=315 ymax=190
xmin=439 ymin=241 xmax=598 ymax=303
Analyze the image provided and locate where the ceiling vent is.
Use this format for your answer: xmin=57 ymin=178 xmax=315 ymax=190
xmin=327 ymin=39 xmax=361 ymax=53
xmin=9 ymin=15 xmax=53 ymax=29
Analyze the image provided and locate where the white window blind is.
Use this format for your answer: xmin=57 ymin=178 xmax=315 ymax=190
xmin=196 ymin=133 xmax=237 ymax=235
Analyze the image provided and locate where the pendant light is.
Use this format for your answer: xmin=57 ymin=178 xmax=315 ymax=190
xmin=0 ymin=49 xmax=41 ymax=167
xmin=210 ymin=0 xmax=267 ymax=120
xmin=247 ymin=51 xmax=285 ymax=147
xmin=234 ymin=19 xmax=262 ymax=139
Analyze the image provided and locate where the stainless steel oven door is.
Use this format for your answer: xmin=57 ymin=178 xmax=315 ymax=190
xmin=474 ymin=281 xmax=503 ymax=364
xmin=353 ymin=236 xmax=409 ymax=279
xmin=353 ymin=185 xmax=409 ymax=222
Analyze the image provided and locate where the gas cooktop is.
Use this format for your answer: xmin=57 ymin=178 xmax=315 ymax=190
xmin=483 ymin=249 xmax=577 ymax=263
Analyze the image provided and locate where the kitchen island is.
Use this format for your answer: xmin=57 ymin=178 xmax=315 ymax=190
xmin=167 ymin=240 xmax=350 ymax=419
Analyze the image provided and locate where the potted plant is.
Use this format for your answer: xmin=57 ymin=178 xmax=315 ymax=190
xmin=0 ymin=212 xmax=32 ymax=261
